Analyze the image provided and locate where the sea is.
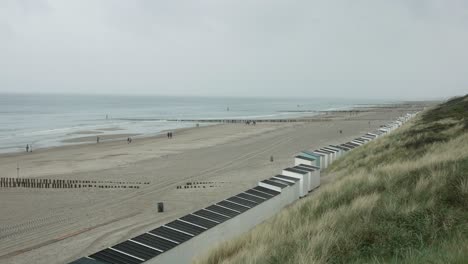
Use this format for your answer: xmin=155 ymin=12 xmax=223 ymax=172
xmin=0 ymin=93 xmax=394 ymax=154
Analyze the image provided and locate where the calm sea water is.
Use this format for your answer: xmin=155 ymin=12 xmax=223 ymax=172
xmin=0 ymin=94 xmax=392 ymax=153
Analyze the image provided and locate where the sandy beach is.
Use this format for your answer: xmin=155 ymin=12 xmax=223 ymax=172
xmin=0 ymin=103 xmax=427 ymax=264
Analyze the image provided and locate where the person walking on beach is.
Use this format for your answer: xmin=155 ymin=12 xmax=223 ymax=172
xmin=96 ymin=136 xmax=100 ymax=143
xmin=26 ymin=144 xmax=29 ymax=153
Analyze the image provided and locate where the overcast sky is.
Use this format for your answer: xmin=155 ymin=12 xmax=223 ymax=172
xmin=1 ymin=0 xmax=467 ymax=99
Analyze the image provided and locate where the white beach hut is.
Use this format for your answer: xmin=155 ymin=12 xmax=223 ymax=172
xmin=323 ymin=146 xmax=342 ymax=159
xmin=320 ymin=148 xmax=336 ymax=162
xmin=294 ymin=155 xmax=318 ymax=167
xmin=294 ymin=164 xmax=320 ymax=191
xmin=314 ymin=149 xmax=333 ymax=168
xmin=282 ymin=167 xmax=310 ymax=197
xmin=310 ymin=151 xmax=328 ymax=169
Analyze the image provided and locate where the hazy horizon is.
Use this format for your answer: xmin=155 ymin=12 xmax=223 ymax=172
xmin=0 ymin=91 xmax=451 ymax=102
xmin=1 ymin=1 xmax=467 ymax=100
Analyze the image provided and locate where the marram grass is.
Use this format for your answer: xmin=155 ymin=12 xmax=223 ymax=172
xmin=195 ymin=95 xmax=468 ymax=264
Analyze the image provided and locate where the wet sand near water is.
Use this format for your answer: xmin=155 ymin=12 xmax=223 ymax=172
xmin=62 ymin=133 xmax=140 ymax=143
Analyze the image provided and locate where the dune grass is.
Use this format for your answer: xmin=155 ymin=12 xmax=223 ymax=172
xmin=195 ymin=95 xmax=468 ymax=264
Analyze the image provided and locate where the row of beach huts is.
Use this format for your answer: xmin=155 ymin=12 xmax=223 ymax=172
xmin=70 ymin=113 xmax=417 ymax=264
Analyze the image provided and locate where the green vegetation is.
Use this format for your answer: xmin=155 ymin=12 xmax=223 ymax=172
xmin=195 ymin=95 xmax=468 ymax=264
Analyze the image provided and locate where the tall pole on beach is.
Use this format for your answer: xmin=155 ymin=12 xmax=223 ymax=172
xmin=16 ymin=162 xmax=20 ymax=178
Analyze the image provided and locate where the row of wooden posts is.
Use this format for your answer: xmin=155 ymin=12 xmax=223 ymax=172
xmin=176 ymin=185 xmax=219 ymax=189
xmin=176 ymin=181 xmax=224 ymax=189
xmin=185 ymin=181 xmax=217 ymax=185
xmin=165 ymin=119 xmax=327 ymax=123
xmin=0 ymin=177 xmax=143 ymax=189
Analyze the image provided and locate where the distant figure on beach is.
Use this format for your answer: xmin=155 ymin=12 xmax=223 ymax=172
xmin=339 ymin=130 xmax=343 ymax=134
xmin=127 ymin=137 xmax=132 ymax=144
xmin=96 ymin=136 xmax=100 ymax=143
xmin=26 ymin=144 xmax=29 ymax=153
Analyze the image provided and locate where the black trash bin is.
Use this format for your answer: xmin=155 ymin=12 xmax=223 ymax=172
xmin=158 ymin=202 xmax=164 ymax=213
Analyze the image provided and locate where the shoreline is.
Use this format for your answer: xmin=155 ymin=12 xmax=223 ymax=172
xmin=0 ymin=113 xmax=330 ymax=157
xmin=0 ymin=102 xmax=423 ymax=156
xmin=0 ymin=105 xmax=386 ymax=157
xmin=0 ymin=124 xmax=215 ymax=158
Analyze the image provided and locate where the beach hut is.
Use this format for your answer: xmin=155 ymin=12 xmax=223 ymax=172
xmin=293 ymin=165 xmax=313 ymax=192
xmin=349 ymin=141 xmax=361 ymax=146
xmin=282 ymin=167 xmax=310 ymax=197
xmin=356 ymin=137 xmax=370 ymax=143
xmin=350 ymin=140 xmax=364 ymax=146
xmin=374 ymin=131 xmax=384 ymax=137
xmin=272 ymin=175 xmax=300 ymax=185
xmin=361 ymin=135 xmax=374 ymax=141
xmin=302 ymin=151 xmax=325 ymax=168
xmin=329 ymin=145 xmax=345 ymax=155
xmin=342 ymin=142 xmax=358 ymax=149
xmin=323 ymin=146 xmax=342 ymax=159
xmin=272 ymin=175 xmax=301 ymax=196
xmin=332 ymin=144 xmax=351 ymax=153
xmin=326 ymin=146 xmax=343 ymax=162
xmin=264 ymin=177 xmax=301 ymax=199
xmin=315 ymin=149 xmax=334 ymax=166
xmin=294 ymin=164 xmax=320 ymax=191
xmin=365 ymin=133 xmax=377 ymax=138
xmin=259 ymin=179 xmax=288 ymax=193
xmin=342 ymin=144 xmax=354 ymax=151
xmin=354 ymin=138 xmax=367 ymax=144
xmin=320 ymin=148 xmax=336 ymax=162
xmin=294 ymin=155 xmax=318 ymax=167
xmin=311 ymin=151 xmax=328 ymax=169
xmin=379 ymin=127 xmax=390 ymax=134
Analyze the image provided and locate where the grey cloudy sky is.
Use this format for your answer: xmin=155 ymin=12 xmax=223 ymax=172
xmin=1 ymin=0 xmax=467 ymax=99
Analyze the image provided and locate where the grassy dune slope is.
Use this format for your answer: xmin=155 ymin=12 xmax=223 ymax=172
xmin=196 ymin=96 xmax=468 ymax=264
